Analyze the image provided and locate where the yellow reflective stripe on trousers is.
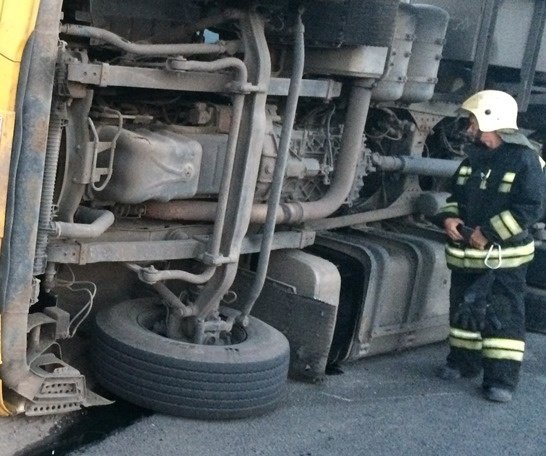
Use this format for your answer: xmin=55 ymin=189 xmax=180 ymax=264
xmin=482 ymin=349 xmax=524 ymax=362
xmin=450 ymin=337 xmax=483 ymax=350
xmin=449 ymin=327 xmax=482 ymax=340
xmin=449 ymin=327 xmax=483 ymax=350
xmin=482 ymin=338 xmax=525 ymax=352
xmin=482 ymin=338 xmax=524 ymax=362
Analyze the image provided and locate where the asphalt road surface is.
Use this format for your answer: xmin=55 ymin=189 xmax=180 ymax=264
xmin=17 ymin=332 xmax=543 ymax=456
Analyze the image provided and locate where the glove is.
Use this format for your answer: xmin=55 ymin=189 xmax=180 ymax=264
xmin=454 ymin=291 xmax=487 ymax=332
xmin=454 ymin=291 xmax=503 ymax=332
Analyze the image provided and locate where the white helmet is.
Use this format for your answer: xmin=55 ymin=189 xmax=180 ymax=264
xmin=461 ymin=90 xmax=518 ymax=132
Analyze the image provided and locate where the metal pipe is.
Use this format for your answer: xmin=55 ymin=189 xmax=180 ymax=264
xmin=33 ymin=101 xmax=65 ymax=274
xmin=371 ymin=153 xmax=459 ymax=177
xmin=192 ymin=12 xmax=271 ymax=320
xmin=151 ymin=282 xmax=193 ymax=317
xmin=126 ymin=263 xmax=216 ymax=285
xmin=126 ymin=57 xmax=248 ymax=287
xmin=60 ymin=24 xmax=239 ymax=56
xmin=292 ymin=81 xmax=373 ymax=221
xmin=168 ymin=57 xmax=247 ymax=257
xmin=305 ymin=201 xmax=415 ymax=231
xmin=239 ymin=9 xmax=305 ymax=323
xmin=51 ymin=206 xmax=114 ymax=239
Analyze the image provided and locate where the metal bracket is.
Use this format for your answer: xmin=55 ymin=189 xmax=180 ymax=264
xmin=26 ymin=353 xmax=112 ymax=416
xmin=199 ymin=252 xmax=237 ymax=266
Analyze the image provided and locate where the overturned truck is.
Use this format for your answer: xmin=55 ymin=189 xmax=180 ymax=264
xmin=0 ymin=0 xmax=545 ymax=418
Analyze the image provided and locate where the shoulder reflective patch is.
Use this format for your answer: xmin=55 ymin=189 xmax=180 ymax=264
xmin=456 ymin=166 xmax=472 ymax=185
xmin=498 ymin=172 xmax=516 ymax=193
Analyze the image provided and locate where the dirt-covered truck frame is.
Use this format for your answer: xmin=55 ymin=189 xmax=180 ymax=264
xmin=0 ymin=0 xmax=545 ymax=418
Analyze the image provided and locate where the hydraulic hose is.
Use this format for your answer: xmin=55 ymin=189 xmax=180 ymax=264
xmin=60 ymin=24 xmax=239 ymax=56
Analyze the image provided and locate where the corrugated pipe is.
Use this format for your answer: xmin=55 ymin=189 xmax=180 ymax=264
xmin=33 ymin=102 xmax=64 ymax=274
xmin=59 ymin=24 xmax=239 ymax=56
xmin=143 ymin=80 xmax=374 ymax=225
xmin=51 ymin=206 xmax=114 ymax=239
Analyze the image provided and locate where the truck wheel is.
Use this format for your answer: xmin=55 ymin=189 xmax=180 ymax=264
xmin=91 ymin=298 xmax=290 ymax=419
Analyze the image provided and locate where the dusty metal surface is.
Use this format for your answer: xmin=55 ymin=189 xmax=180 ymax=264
xmin=47 ymin=230 xmax=315 ymax=264
xmin=313 ymin=228 xmax=450 ymax=362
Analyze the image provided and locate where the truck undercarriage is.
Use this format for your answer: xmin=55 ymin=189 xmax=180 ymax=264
xmin=0 ymin=0 xmax=544 ymax=418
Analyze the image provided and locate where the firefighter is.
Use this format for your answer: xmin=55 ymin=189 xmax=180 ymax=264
xmin=435 ymin=90 xmax=546 ymax=402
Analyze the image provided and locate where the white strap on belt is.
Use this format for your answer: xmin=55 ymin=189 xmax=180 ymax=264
xmin=485 ymin=243 xmax=503 ymax=269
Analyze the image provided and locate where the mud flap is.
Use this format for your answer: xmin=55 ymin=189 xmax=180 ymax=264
xmin=231 ymin=270 xmax=338 ymax=382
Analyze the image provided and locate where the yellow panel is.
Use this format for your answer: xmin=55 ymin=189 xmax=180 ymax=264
xmin=0 ymin=111 xmax=15 ymax=236
xmin=0 ymin=0 xmax=41 ymax=417
xmin=0 ymin=0 xmax=40 ymax=60
xmin=0 ymin=0 xmax=40 ymax=108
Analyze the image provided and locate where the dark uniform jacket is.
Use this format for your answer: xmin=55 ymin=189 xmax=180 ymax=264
xmin=436 ymin=142 xmax=546 ymax=270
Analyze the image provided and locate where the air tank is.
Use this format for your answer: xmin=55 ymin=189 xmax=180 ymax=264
xmin=372 ymin=4 xmax=416 ymax=101
xmin=401 ymin=4 xmax=449 ymax=103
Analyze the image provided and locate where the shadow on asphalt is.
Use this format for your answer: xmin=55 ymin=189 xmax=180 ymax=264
xmin=15 ymin=397 xmax=152 ymax=456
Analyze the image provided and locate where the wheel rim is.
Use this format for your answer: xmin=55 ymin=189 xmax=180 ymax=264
xmin=135 ymin=303 xmax=248 ymax=346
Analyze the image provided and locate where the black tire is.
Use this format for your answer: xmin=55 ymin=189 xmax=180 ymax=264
xmin=525 ymin=286 xmax=546 ymax=334
xmin=91 ymin=298 xmax=290 ymax=419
